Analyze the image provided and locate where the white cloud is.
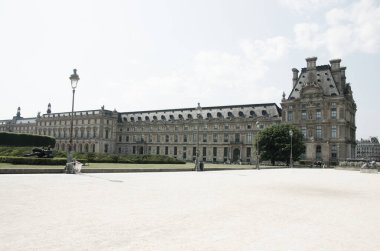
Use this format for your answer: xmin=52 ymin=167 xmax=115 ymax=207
xmin=279 ymin=0 xmax=344 ymax=12
xmin=293 ymin=0 xmax=380 ymax=57
xmin=120 ymin=37 xmax=289 ymax=110
xmin=294 ymin=23 xmax=324 ymax=50
xmin=240 ymin=36 xmax=290 ymax=62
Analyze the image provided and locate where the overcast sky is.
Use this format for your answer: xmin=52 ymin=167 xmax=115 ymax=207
xmin=0 ymin=0 xmax=379 ymax=139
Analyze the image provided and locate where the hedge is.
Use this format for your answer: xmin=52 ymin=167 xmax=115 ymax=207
xmin=0 ymin=132 xmax=55 ymax=147
xmin=0 ymin=156 xmax=86 ymax=165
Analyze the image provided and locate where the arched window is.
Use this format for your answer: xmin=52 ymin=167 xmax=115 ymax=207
xmin=207 ymin=113 xmax=212 ymax=119
xmin=238 ymin=111 xmax=245 ymax=118
xmin=145 ymin=116 xmax=150 ymax=121
xmin=217 ymin=112 xmax=223 ymax=118
xmin=187 ymin=114 xmax=193 ymax=119
xmin=161 ymin=115 xmax=166 ymax=120
xmin=250 ymin=111 xmax=256 ymax=117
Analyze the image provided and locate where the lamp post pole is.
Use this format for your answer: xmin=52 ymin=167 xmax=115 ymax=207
xmin=195 ymin=103 xmax=202 ymax=171
xmin=66 ymin=69 xmax=79 ymax=174
xmin=289 ymin=129 xmax=293 ymax=168
xmin=256 ymin=121 xmax=260 ymax=170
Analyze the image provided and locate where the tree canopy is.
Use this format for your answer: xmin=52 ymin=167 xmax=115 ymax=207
xmin=256 ymin=124 xmax=305 ymax=165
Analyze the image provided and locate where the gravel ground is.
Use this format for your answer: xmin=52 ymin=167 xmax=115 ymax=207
xmin=0 ymin=169 xmax=379 ymax=251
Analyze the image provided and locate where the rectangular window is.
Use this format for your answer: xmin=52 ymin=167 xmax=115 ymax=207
xmin=214 ymin=124 xmax=218 ymax=130
xmin=174 ymin=135 xmax=178 ymax=142
xmin=165 ymin=135 xmax=169 ymax=142
xmin=224 ymin=124 xmax=229 ymax=130
xmin=287 ymin=111 xmax=293 ymax=121
xmin=203 ymin=133 xmax=207 ymax=143
xmin=202 ymin=147 xmax=207 ymax=156
xmin=331 ymin=125 xmax=337 ymax=138
xmin=301 ymin=126 xmax=307 ymax=139
xmin=213 ymin=133 xmax=218 ymax=143
xmin=316 ymin=125 xmax=322 ymax=139
xmin=224 ymin=133 xmax=228 ymax=143
xmin=165 ymin=146 xmax=168 ymax=155
xmin=183 ymin=147 xmax=187 ymax=159
xmin=247 ymin=133 xmax=252 ymax=143
xmin=224 ymin=147 xmax=228 ymax=157
xmin=331 ymin=108 xmax=337 ymax=119
xmin=174 ymin=147 xmax=177 ymax=156
xmin=247 ymin=147 xmax=251 ymax=158
xmin=193 ymin=147 xmax=196 ymax=156
xmin=301 ymin=110 xmax=307 ymax=120
xmin=133 ymin=146 xmax=136 ymax=154
xmin=316 ymin=109 xmax=321 ymax=120
xmin=156 ymin=146 xmax=160 ymax=155
xmin=331 ymin=145 xmax=337 ymax=159
xmin=235 ymin=133 xmax=240 ymax=143
xmin=118 ymin=136 xmax=122 ymax=142
xmin=193 ymin=133 xmax=197 ymax=142
xmin=213 ymin=147 xmax=217 ymax=157
xmin=184 ymin=134 xmax=188 ymax=143
xmin=156 ymin=134 xmax=160 ymax=143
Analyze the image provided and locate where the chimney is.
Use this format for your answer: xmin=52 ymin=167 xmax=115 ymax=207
xmin=47 ymin=103 xmax=51 ymax=114
xmin=306 ymin=57 xmax=317 ymax=70
xmin=292 ymin=68 xmax=299 ymax=87
xmin=340 ymin=66 xmax=346 ymax=85
xmin=330 ymin=59 xmax=341 ymax=71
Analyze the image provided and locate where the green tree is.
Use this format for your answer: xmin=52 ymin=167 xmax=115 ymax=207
xmin=256 ymin=124 xmax=305 ymax=166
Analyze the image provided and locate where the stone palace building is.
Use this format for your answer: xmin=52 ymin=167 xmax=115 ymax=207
xmin=0 ymin=57 xmax=357 ymax=164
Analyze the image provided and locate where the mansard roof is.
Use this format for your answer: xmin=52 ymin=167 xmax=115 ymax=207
xmin=289 ymin=64 xmax=340 ymax=99
xmin=119 ymin=103 xmax=281 ymax=122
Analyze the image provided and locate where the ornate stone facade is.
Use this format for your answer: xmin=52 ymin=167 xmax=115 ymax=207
xmin=0 ymin=57 xmax=357 ymax=164
xmin=281 ymin=57 xmax=356 ymax=164
xmin=116 ymin=104 xmax=281 ymax=163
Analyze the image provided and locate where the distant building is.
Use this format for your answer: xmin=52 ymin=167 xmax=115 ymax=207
xmin=0 ymin=57 xmax=357 ymax=164
xmin=356 ymin=137 xmax=380 ymax=161
xmin=281 ymin=57 xmax=356 ymax=164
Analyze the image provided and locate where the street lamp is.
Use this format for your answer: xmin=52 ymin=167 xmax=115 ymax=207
xmin=289 ymin=129 xmax=294 ymax=168
xmin=256 ymin=121 xmax=261 ymax=170
xmin=66 ymin=69 xmax=80 ymax=174
xmin=195 ymin=103 xmax=202 ymax=171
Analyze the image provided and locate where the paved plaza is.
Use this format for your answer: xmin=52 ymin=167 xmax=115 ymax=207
xmin=0 ymin=169 xmax=379 ymax=251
